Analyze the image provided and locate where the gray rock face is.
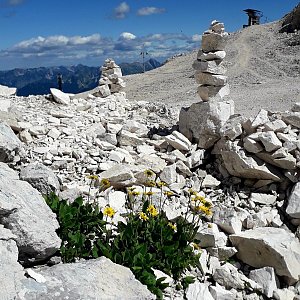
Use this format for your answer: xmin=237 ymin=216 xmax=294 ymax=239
xmin=230 ymin=227 xmax=300 ymax=284
xmin=286 ymin=182 xmax=300 ymax=218
xmin=0 ymin=226 xmax=24 ymax=299
xmin=20 ymin=162 xmax=60 ymax=194
xmin=0 ymin=162 xmax=61 ymax=264
xmin=179 ymin=100 xmax=234 ymax=149
xmin=0 ymin=122 xmax=23 ymax=163
xmin=21 ymin=257 xmax=154 ymax=300
xmin=219 ymin=140 xmax=282 ymax=181
xmin=249 ymin=267 xmax=278 ymax=298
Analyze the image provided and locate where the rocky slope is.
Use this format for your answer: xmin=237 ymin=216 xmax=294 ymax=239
xmin=125 ymin=16 xmax=300 ymax=118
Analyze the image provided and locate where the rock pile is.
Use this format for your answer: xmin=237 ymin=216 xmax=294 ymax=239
xmin=2 ymin=46 xmax=300 ymax=298
xmin=193 ymin=20 xmax=229 ymax=102
xmin=98 ymin=58 xmax=126 ymax=97
xmin=179 ymin=20 xmax=234 ymax=149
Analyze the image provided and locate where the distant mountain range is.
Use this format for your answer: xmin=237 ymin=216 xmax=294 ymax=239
xmin=0 ymin=58 xmax=161 ymax=96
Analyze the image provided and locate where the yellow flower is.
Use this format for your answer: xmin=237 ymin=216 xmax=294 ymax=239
xmin=146 ymin=180 xmax=156 ymax=187
xmin=164 ymin=191 xmax=174 ymax=197
xmin=192 ymin=243 xmax=201 ymax=250
xmin=144 ymin=191 xmax=155 ymax=196
xmin=103 ymin=206 xmax=115 ymax=218
xmin=132 ymin=191 xmax=141 ymax=196
xmin=203 ymin=200 xmax=212 ymax=208
xmin=157 ymin=181 xmax=167 ymax=187
xmin=144 ymin=169 xmax=155 ymax=177
xmin=139 ymin=212 xmax=149 ymax=221
xmin=188 ymin=189 xmax=197 ymax=196
xmin=99 ymin=178 xmax=111 ymax=190
xmin=168 ymin=222 xmax=177 ymax=231
xmin=196 ymin=195 xmax=206 ymax=203
xmin=87 ymin=174 xmax=99 ymax=180
xmin=147 ymin=205 xmax=158 ymax=217
xmin=195 ymin=205 xmax=212 ymax=216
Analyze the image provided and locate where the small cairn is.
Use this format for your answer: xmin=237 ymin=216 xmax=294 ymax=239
xmin=192 ymin=20 xmax=229 ymax=101
xmin=98 ymin=58 xmax=126 ymax=97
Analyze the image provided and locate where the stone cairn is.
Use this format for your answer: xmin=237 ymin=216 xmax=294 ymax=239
xmin=98 ymin=58 xmax=126 ymax=97
xmin=192 ymin=20 xmax=229 ymax=102
xmin=179 ymin=20 xmax=234 ymax=149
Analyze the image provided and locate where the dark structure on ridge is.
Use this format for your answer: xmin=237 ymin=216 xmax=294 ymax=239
xmin=243 ymin=9 xmax=263 ymax=28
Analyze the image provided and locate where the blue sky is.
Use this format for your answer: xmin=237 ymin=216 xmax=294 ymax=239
xmin=0 ymin=0 xmax=299 ymax=70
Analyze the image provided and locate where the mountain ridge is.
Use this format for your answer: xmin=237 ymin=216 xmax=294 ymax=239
xmin=0 ymin=59 xmax=161 ymax=96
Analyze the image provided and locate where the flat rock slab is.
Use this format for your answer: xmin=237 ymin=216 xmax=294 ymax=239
xmin=21 ymin=257 xmax=154 ymax=300
xmin=50 ymin=88 xmax=70 ymax=105
xmin=230 ymin=227 xmax=300 ymax=284
xmin=0 ymin=84 xmax=17 ymax=96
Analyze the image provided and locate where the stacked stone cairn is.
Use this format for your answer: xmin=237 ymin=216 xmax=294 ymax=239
xmin=98 ymin=58 xmax=126 ymax=97
xmin=179 ymin=20 xmax=234 ymax=149
xmin=193 ymin=20 xmax=229 ymax=102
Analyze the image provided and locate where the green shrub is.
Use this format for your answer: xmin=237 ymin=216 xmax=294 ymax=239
xmin=45 ymin=171 xmax=213 ymax=299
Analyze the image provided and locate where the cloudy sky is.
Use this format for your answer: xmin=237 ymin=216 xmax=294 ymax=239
xmin=0 ymin=0 xmax=298 ymax=70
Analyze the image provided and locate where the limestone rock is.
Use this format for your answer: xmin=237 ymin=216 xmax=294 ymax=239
xmin=0 ymin=162 xmax=61 ymax=264
xmin=286 ymin=182 xmax=300 ymax=218
xmin=196 ymin=223 xmax=227 ymax=248
xmin=192 ymin=60 xmax=227 ymax=75
xmin=219 ymin=140 xmax=282 ymax=181
xmin=273 ymin=288 xmax=295 ymax=300
xmin=249 ymin=267 xmax=278 ymax=298
xmin=194 ymin=73 xmax=227 ymax=86
xmin=197 ymin=84 xmax=230 ymax=102
xmin=197 ymin=50 xmax=226 ymax=61
xmin=186 ymin=281 xmax=214 ymax=300
xmin=201 ymin=32 xmax=227 ymax=52
xmin=98 ymin=164 xmax=136 ymax=188
xmin=21 ymin=257 xmax=154 ymax=300
xmin=202 ymin=174 xmax=220 ymax=188
xmin=281 ymin=112 xmax=300 ymax=128
xmin=258 ymin=131 xmax=282 ymax=152
xmin=209 ymin=283 xmax=234 ymax=300
xmin=0 ymin=226 xmax=24 ymax=299
xmin=213 ymin=263 xmax=261 ymax=291
xmin=118 ymin=130 xmax=144 ymax=147
xmin=50 ymin=88 xmax=70 ymax=105
xmin=20 ymin=162 xmax=60 ymax=194
xmin=164 ymin=130 xmax=192 ymax=151
xmin=179 ymin=100 xmax=234 ymax=149
xmin=0 ymin=122 xmax=24 ymax=163
xmin=251 ymin=109 xmax=269 ymax=129
xmin=230 ymin=227 xmax=300 ymax=284
xmin=243 ymin=137 xmax=263 ymax=153
xmin=256 ymin=149 xmax=296 ymax=170
xmin=249 ymin=192 xmax=277 ymax=205
xmin=219 ymin=115 xmax=244 ymax=141
xmin=0 ymin=84 xmax=17 ymax=96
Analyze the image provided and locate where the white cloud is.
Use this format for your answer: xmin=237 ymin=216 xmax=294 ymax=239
xmin=0 ymin=32 xmax=201 ymax=69
xmin=120 ymin=32 xmax=136 ymax=40
xmin=192 ymin=34 xmax=202 ymax=42
xmin=137 ymin=7 xmax=166 ymax=16
xmin=113 ymin=2 xmax=130 ymax=19
xmin=8 ymin=0 xmax=23 ymax=5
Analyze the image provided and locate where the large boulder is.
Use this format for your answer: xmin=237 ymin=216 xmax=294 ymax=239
xmin=230 ymin=227 xmax=300 ymax=284
xmin=0 ymin=84 xmax=17 ymax=96
xmin=0 ymin=163 xmax=61 ymax=264
xmin=179 ymin=100 xmax=234 ymax=149
xmin=21 ymin=257 xmax=154 ymax=300
xmin=50 ymin=88 xmax=70 ymax=105
xmin=20 ymin=162 xmax=60 ymax=194
xmin=0 ymin=122 xmax=24 ymax=163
